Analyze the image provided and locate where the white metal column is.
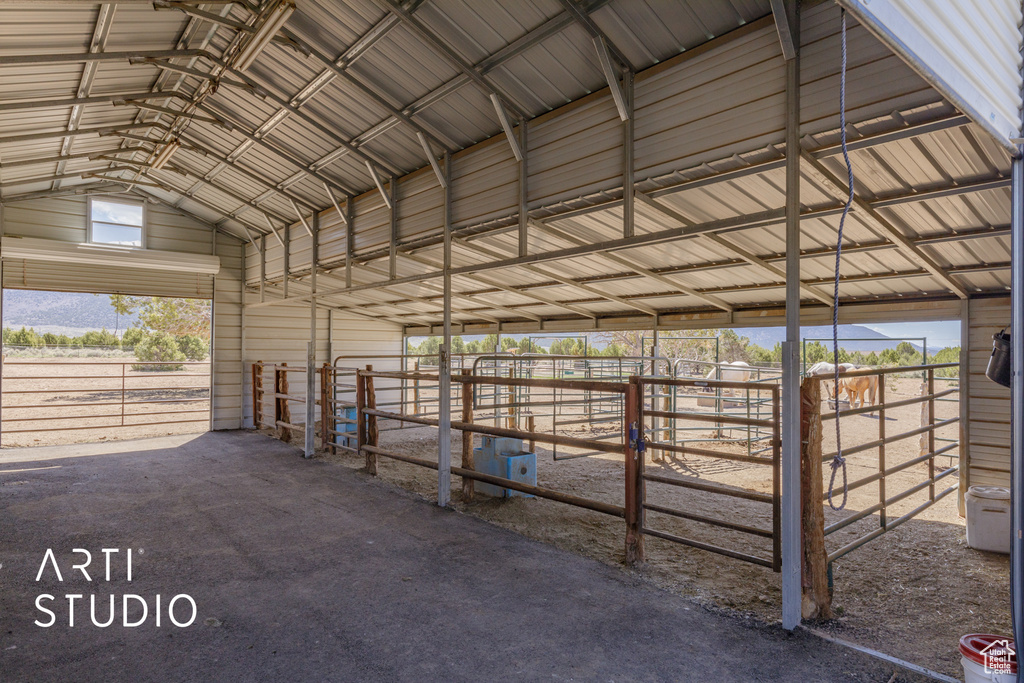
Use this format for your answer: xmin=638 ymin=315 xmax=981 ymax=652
xmin=780 ymin=0 xmax=802 ymax=631
xmin=305 ymin=211 xmax=318 ymax=458
xmin=438 ymin=152 xmax=453 ymax=507
xmin=1010 ymin=153 xmax=1023 ymax=666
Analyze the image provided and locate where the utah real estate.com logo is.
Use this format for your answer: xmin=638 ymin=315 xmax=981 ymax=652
xmin=33 ymin=548 xmax=197 ymax=628
xmin=982 ymin=639 xmax=1016 ymax=675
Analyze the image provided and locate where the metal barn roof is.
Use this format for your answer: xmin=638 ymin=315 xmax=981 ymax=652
xmin=0 ymin=0 xmax=1013 ymax=332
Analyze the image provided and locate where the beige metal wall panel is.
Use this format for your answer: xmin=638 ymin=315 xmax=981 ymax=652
xmin=352 ymin=189 xmax=391 ymax=255
xmin=212 ymin=233 xmax=244 ymax=430
xmin=317 ymin=209 xmax=348 ymax=266
xmin=528 ymin=97 xmax=620 ymax=210
xmin=799 ymin=6 xmax=937 ymax=135
xmin=1 ymin=259 xmax=214 ymax=298
xmin=397 ymin=170 xmax=444 ymax=242
xmin=1 ymin=196 xmax=89 ymax=243
xmin=241 ymin=293 xmax=331 ymax=428
xmin=839 ymin=0 xmax=1023 ymax=152
xmin=452 ymin=137 xmax=518 ymax=230
xmin=967 ymin=297 xmax=1011 ymax=487
xmin=1 ymin=196 xmax=218 ymax=297
xmin=633 ymin=6 xmax=935 ymax=184
xmin=330 ymin=311 xmax=405 ymax=401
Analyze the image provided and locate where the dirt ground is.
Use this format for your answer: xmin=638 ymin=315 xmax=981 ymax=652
xmin=309 ymin=374 xmax=1008 ymax=679
xmin=1 ymin=358 xmax=210 ymax=447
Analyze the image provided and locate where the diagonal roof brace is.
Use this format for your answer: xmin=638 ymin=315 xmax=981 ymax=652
xmin=768 ymin=0 xmax=797 ymax=61
xmin=417 ymin=132 xmax=447 ymax=189
xmin=489 ymin=94 xmax=523 ymax=161
xmin=323 ymin=183 xmax=348 ymax=226
xmin=366 ymin=161 xmax=393 ymax=209
xmin=593 ymin=36 xmax=629 ymax=121
xmin=287 ymin=198 xmax=314 ymax=237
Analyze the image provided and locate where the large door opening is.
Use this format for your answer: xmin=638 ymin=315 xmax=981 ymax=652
xmin=1 ymin=289 xmax=212 ymax=448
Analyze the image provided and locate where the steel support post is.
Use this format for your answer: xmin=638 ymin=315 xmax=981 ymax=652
xmin=623 ymin=69 xmax=634 ymax=238
xmin=519 ymin=120 xmax=528 ymax=257
xmin=389 ymin=176 xmax=398 ymax=279
xmin=438 ymin=152 xmax=453 ymax=507
xmin=1010 ymin=153 xmax=1024 ymax=665
xmin=283 ymin=223 xmax=290 ymax=299
xmin=305 ymin=212 xmax=319 ymax=458
xmin=780 ymin=0 xmax=802 ymax=631
xmin=259 ymin=234 xmax=266 ymax=303
xmin=345 ymin=198 xmax=354 ymax=289
xmin=958 ymin=298 xmax=970 ymax=516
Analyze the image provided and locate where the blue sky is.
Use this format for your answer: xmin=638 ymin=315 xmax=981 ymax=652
xmin=863 ymin=320 xmax=960 ymax=348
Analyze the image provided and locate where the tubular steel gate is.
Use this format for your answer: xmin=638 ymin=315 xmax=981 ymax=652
xmin=1 ymin=359 xmax=211 ymax=446
xmin=259 ymin=356 xmax=960 ymax=589
xmin=312 ymin=362 xmax=785 ymax=571
xmin=638 ymin=376 xmax=782 ymax=570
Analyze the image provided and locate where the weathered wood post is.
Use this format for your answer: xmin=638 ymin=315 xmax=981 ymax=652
xmin=320 ymin=362 xmax=330 ymax=453
xmin=624 ymin=375 xmax=645 ymax=566
xmin=800 ymin=377 xmax=831 ymax=619
xmin=527 ymin=413 xmax=536 ymax=454
xmin=413 ymin=360 xmax=421 ymax=415
xmin=277 ymin=363 xmax=292 ymax=443
xmin=356 ymin=366 xmax=367 ymax=468
xmin=460 ymin=369 xmax=474 ymax=500
xmin=252 ymin=361 xmax=263 ymax=429
xmin=365 ymin=364 xmax=378 ymax=475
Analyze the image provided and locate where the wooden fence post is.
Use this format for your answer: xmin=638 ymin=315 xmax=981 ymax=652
xmin=365 ymin=364 xmax=378 ymax=475
xmin=460 ymin=369 xmax=474 ymax=500
xmin=624 ymin=375 xmax=645 ymax=566
xmin=356 ymin=367 xmax=367 ymax=468
xmin=277 ymin=363 xmax=292 ymax=443
xmin=413 ymin=360 xmax=421 ymax=414
xmin=800 ymin=378 xmax=831 ymax=619
xmin=320 ymin=363 xmax=330 ymax=453
xmin=252 ymin=361 xmax=263 ymax=429
xmin=527 ymin=414 xmax=536 ymax=454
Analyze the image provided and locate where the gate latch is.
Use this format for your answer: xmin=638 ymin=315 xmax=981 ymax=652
xmin=628 ymin=422 xmax=646 ymax=453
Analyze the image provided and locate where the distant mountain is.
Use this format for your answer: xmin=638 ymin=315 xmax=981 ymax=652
xmin=2 ymin=290 xmax=138 ymax=335
xmin=735 ymin=325 xmax=944 ymax=354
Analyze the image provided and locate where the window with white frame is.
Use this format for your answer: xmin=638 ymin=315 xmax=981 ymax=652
xmin=88 ymin=197 xmax=145 ymax=247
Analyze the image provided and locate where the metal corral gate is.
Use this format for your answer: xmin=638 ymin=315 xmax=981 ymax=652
xmin=637 ymin=376 xmax=782 ymax=571
xmin=311 ymin=362 xmax=784 ymax=571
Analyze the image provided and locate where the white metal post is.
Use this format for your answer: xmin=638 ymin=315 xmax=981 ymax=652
xmin=438 ymin=152 xmax=453 ymax=507
xmin=780 ymin=0 xmax=802 ymax=631
xmin=1010 ymin=154 xmax=1023 ymax=661
xmin=305 ymin=211 xmax=318 ymax=458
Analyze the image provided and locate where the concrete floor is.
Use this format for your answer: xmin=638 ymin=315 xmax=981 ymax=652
xmin=0 ymin=431 xmax=928 ymax=682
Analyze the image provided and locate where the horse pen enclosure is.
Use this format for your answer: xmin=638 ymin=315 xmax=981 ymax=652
xmin=248 ymin=351 xmax=1002 ymax=676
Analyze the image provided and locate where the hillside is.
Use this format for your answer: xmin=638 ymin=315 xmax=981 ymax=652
xmin=736 ymin=325 xmax=942 ymax=354
xmin=2 ymin=290 xmax=138 ymax=335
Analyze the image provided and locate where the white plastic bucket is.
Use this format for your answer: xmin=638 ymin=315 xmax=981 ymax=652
xmin=961 ymin=635 xmax=1016 ymax=682
xmin=965 ymin=486 xmax=1011 ymax=554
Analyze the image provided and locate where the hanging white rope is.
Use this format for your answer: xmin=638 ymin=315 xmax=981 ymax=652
xmin=827 ymin=8 xmax=855 ymax=512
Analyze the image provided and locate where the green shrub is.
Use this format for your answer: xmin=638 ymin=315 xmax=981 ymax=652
xmin=121 ymin=327 xmax=146 ymax=351
xmin=175 ymin=335 xmax=208 ymax=361
xmin=132 ymin=332 xmax=186 ymax=371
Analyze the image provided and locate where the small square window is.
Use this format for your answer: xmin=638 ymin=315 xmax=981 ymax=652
xmin=88 ymin=197 xmax=145 ymax=247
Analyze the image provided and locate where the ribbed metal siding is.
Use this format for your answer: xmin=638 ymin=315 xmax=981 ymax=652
xmin=2 ymin=197 xmax=216 ymax=297
xmin=967 ymin=297 xmax=1011 ymax=487
xmin=840 ymin=0 xmax=1023 ymax=151
xmin=213 ymin=233 xmax=244 ymax=430
xmin=242 ymin=293 xmax=330 ymax=428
